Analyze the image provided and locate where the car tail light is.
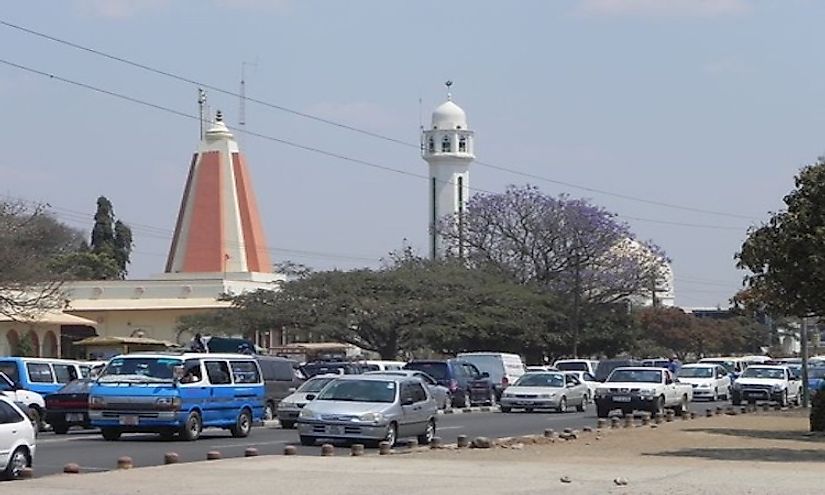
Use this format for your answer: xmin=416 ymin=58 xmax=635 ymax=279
xmin=449 ymin=379 xmax=459 ymax=392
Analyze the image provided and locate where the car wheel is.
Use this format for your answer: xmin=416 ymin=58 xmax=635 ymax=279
xmin=179 ymin=411 xmax=202 ymax=441
xmin=652 ymin=396 xmax=665 ymax=415
xmin=300 ymin=435 xmax=316 ymax=446
xmin=417 ymin=419 xmax=436 ymax=445
xmin=230 ymin=409 xmax=252 ymax=438
xmin=675 ymin=395 xmax=688 ymax=416
xmin=27 ymin=407 xmax=43 ymax=433
xmin=263 ymin=402 xmax=275 ymax=421
xmin=52 ymin=421 xmax=70 ymax=435
xmin=558 ymin=396 xmax=568 ymax=413
xmin=596 ymin=404 xmax=610 ymax=418
xmin=280 ymin=420 xmax=296 ymax=429
xmin=384 ymin=422 xmax=398 ymax=447
xmin=101 ymin=428 xmax=121 ymax=441
xmin=463 ymin=392 xmax=472 ymax=409
xmin=576 ymin=395 xmax=588 ymax=412
xmin=779 ymin=390 xmax=788 ymax=407
xmin=3 ymin=447 xmax=29 ymax=480
xmin=443 ymin=393 xmax=452 ymax=411
xmin=500 ymin=406 xmax=512 ymax=413
xmin=487 ymin=391 xmax=497 ymax=407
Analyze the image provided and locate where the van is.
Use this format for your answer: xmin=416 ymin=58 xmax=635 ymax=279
xmin=404 ymin=359 xmax=495 ymax=408
xmin=88 ymin=352 xmax=264 ymax=441
xmin=0 ymin=357 xmax=86 ymax=396
xmin=256 ymin=356 xmax=303 ymax=420
xmin=553 ymin=359 xmax=600 ymax=376
xmin=457 ymin=352 xmax=526 ymax=399
xmin=358 ymin=360 xmax=406 ymax=372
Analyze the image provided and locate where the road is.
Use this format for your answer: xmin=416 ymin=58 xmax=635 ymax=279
xmin=33 ymin=399 xmax=730 ymax=477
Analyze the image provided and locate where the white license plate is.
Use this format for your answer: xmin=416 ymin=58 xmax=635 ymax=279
xmin=119 ymin=415 xmax=139 ymax=426
xmin=327 ymin=425 xmax=344 ymax=435
xmin=613 ymin=396 xmax=631 ymax=402
xmin=66 ymin=413 xmax=84 ymax=422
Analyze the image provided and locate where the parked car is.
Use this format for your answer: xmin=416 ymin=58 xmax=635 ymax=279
xmin=594 ymin=359 xmax=643 ymax=382
xmin=0 ymin=358 xmax=86 ymax=396
xmin=594 ymin=367 xmax=693 ymax=417
xmin=563 ymin=370 xmax=600 ymax=397
xmin=500 ymin=371 xmax=589 ymax=413
xmin=0 ymin=395 xmax=35 ymax=480
xmin=456 ymin=352 xmax=526 ymax=400
xmin=731 ymin=365 xmax=802 ymax=407
xmin=0 ymin=373 xmax=46 ymax=432
xmin=699 ymin=357 xmax=746 ymax=380
xmin=806 ymin=367 xmax=825 ymax=394
xmin=277 ymin=374 xmax=339 ymax=429
xmin=525 ymin=365 xmax=558 ymax=372
xmin=365 ymin=370 xmax=451 ymax=410
xmin=358 ymin=361 xmax=406 ymax=372
xmin=297 ymin=375 xmax=438 ymax=447
xmin=300 ymin=361 xmax=364 ymax=378
xmin=257 ymin=356 xmax=304 ymax=420
xmin=676 ymin=364 xmax=731 ymax=401
xmin=44 ymin=379 xmax=94 ymax=434
xmin=641 ymin=358 xmax=670 ymax=369
xmin=403 ymin=359 xmax=495 ymax=408
xmin=553 ymin=359 xmax=599 ymax=376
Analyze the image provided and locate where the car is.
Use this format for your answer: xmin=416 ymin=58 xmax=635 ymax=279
xmin=0 ymin=373 xmax=46 ymax=432
xmin=594 ymin=367 xmax=693 ymax=417
xmin=731 ymin=365 xmax=802 ymax=407
xmin=0 ymin=358 xmax=86 ymax=396
xmin=500 ymin=371 xmax=589 ymax=413
xmin=296 ymin=375 xmax=438 ymax=447
xmin=553 ymin=359 xmax=599 ymax=375
xmin=300 ymin=361 xmax=364 ymax=378
xmin=563 ymin=370 xmax=600 ymax=397
xmin=806 ymin=367 xmax=825 ymax=394
xmin=698 ymin=357 xmax=746 ymax=380
xmin=525 ymin=365 xmax=558 ymax=372
xmin=403 ymin=359 xmax=495 ymax=408
xmin=0 ymin=395 xmax=35 ymax=480
xmin=364 ymin=370 xmax=452 ymax=410
xmin=456 ymin=352 xmax=526 ymax=400
xmin=676 ymin=364 xmax=731 ymax=401
xmin=641 ymin=358 xmax=670 ymax=369
xmin=44 ymin=379 xmax=94 ymax=434
xmin=257 ymin=356 xmax=304 ymax=421
xmin=357 ymin=361 xmax=406 ymax=372
xmin=594 ymin=359 xmax=643 ymax=382
xmin=276 ymin=374 xmax=339 ymax=429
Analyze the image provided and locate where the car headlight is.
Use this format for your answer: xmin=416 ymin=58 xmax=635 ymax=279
xmin=699 ymin=383 xmax=711 ymax=388
xmin=278 ymin=401 xmax=297 ymax=410
xmin=358 ymin=412 xmax=385 ymax=423
xmin=538 ymin=393 xmax=555 ymax=399
xmin=155 ymin=397 xmax=181 ymax=410
xmin=595 ymin=389 xmax=607 ymax=398
xmin=773 ymin=384 xmax=785 ymax=391
xmin=503 ymin=392 xmax=515 ymax=398
xmin=299 ymin=409 xmax=317 ymax=420
xmin=89 ymin=396 xmax=106 ymax=410
xmin=638 ymin=388 xmax=655 ymax=396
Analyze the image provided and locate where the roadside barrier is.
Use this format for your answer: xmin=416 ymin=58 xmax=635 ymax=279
xmin=471 ymin=436 xmax=493 ymax=448
xmin=63 ymin=463 xmax=80 ymax=474
xmin=623 ymin=416 xmax=634 ymax=428
xmin=351 ymin=444 xmax=365 ymax=456
xmin=596 ymin=418 xmax=607 ymax=429
xmin=429 ymin=437 xmax=443 ymax=449
xmin=378 ymin=441 xmax=392 ymax=455
xmin=244 ymin=447 xmax=258 ymax=457
xmin=164 ymin=452 xmax=179 ymax=464
xmin=664 ymin=410 xmax=675 ymax=422
xmin=320 ymin=444 xmax=335 ymax=456
xmin=653 ymin=412 xmax=663 ymax=425
xmin=284 ymin=445 xmax=297 ymax=455
xmin=543 ymin=428 xmax=556 ymax=438
xmin=610 ymin=417 xmax=621 ymax=429
xmin=116 ymin=456 xmax=133 ymax=469
xmin=689 ymin=411 xmax=697 ymax=419
xmin=706 ymin=408 xmax=713 ymax=417
xmin=20 ymin=467 xmax=33 ymax=479
xmin=456 ymin=434 xmax=470 ymax=448
xmin=206 ymin=451 xmax=222 ymax=461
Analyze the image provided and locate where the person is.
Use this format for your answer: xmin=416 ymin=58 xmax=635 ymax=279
xmin=191 ymin=333 xmax=208 ymax=353
xmin=667 ymin=355 xmax=681 ymax=374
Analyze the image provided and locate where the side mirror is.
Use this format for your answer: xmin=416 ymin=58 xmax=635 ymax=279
xmin=480 ymin=372 xmax=490 ymax=379
xmin=306 ymin=394 xmax=316 ymax=401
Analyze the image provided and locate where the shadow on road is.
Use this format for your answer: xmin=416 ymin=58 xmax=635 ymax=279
xmin=647 ymin=447 xmax=825 ymax=463
xmin=682 ymin=427 xmax=825 ymax=443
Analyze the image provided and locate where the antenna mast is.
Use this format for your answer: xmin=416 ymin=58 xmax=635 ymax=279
xmin=239 ymin=60 xmax=258 ymax=131
xmin=198 ymin=88 xmax=207 ymax=139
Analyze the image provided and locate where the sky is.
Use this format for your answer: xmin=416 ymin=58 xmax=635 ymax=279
xmin=1 ymin=0 xmax=824 ymax=308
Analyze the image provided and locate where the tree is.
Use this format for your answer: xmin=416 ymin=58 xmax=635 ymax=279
xmin=49 ymin=245 xmax=121 ymax=280
xmin=89 ymin=196 xmax=133 ymax=279
xmin=439 ymin=184 xmax=668 ymax=356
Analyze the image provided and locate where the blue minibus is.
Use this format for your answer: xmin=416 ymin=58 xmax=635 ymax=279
xmin=0 ymin=357 xmax=87 ymax=395
xmin=88 ymin=352 xmax=264 ymax=441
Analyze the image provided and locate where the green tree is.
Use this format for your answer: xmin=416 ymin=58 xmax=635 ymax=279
xmin=89 ymin=196 xmax=133 ymax=279
xmin=15 ymin=332 xmax=35 ymax=357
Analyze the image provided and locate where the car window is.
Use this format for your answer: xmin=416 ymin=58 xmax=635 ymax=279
xmin=205 ymin=361 xmax=232 ymax=385
xmin=180 ymin=359 xmax=203 ymax=384
xmin=583 ymin=373 xmax=596 ymax=382
xmin=0 ymin=362 xmax=19 ymax=384
xmin=415 ymin=372 xmax=436 ymax=386
xmin=410 ymin=382 xmax=428 ymax=402
xmin=231 ymin=361 xmax=261 ymax=384
xmin=566 ymin=375 xmax=580 ymax=386
xmin=463 ymin=363 xmax=481 ymax=378
xmin=53 ymin=364 xmax=78 ymax=383
xmin=0 ymin=401 xmax=24 ymax=424
xmin=404 ymin=363 xmax=449 ymax=381
xmin=27 ymin=363 xmax=54 ymax=383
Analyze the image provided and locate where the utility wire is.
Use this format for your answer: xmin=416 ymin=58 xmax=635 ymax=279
xmin=0 ymin=18 xmax=762 ymax=222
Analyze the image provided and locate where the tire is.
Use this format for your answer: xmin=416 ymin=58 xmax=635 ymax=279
xmin=3 ymin=447 xmax=29 ymax=480
xmin=280 ymin=420 xmax=296 ymax=429
xmin=463 ymin=392 xmax=472 ymax=409
xmin=443 ymin=393 xmax=452 ymax=411
xmin=779 ymin=390 xmax=788 ymax=407
xmin=675 ymin=396 xmax=688 ymax=416
xmin=384 ymin=422 xmax=398 ymax=447
xmin=487 ymin=392 xmax=497 ymax=407
xmin=230 ymin=409 xmax=253 ymax=438
xmin=576 ymin=395 xmax=588 ymax=412
xmin=300 ymin=435 xmax=316 ymax=446
xmin=263 ymin=402 xmax=275 ymax=421
xmin=27 ymin=407 xmax=43 ymax=433
xmin=417 ymin=419 xmax=436 ymax=445
xmin=596 ymin=404 xmax=610 ymax=418
xmin=500 ymin=406 xmax=512 ymax=413
xmin=179 ymin=411 xmax=202 ymax=441
xmin=52 ymin=422 xmax=70 ymax=435
xmin=558 ymin=396 xmax=568 ymax=413
xmin=101 ymin=428 xmax=121 ymax=441
xmin=651 ymin=396 xmax=665 ymax=416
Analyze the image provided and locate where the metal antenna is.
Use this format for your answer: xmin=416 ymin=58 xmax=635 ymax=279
xmin=445 ymin=80 xmax=453 ymax=100
xmin=239 ymin=60 xmax=259 ymax=129
xmin=197 ymin=88 xmax=207 ymax=139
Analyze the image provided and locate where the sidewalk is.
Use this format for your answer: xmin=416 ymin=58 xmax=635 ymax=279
xmin=10 ymin=409 xmax=825 ymax=494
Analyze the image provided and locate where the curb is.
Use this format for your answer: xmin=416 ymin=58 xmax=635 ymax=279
xmin=438 ymin=406 xmax=498 ymax=415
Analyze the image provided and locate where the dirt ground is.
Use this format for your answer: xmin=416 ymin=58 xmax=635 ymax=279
xmin=418 ymin=408 xmax=825 ymax=465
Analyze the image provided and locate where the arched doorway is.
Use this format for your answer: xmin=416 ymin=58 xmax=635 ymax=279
xmin=25 ymin=330 xmax=40 ymax=358
xmin=6 ymin=329 xmax=19 ymax=356
xmin=43 ymin=331 xmax=58 ymax=358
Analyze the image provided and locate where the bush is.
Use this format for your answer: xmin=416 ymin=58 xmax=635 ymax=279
xmin=810 ymin=387 xmax=825 ymax=432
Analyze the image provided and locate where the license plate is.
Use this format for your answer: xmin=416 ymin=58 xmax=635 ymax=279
xmin=613 ymin=396 xmax=631 ymax=402
xmin=119 ymin=415 xmax=139 ymax=426
xmin=517 ymin=401 xmax=533 ymax=406
xmin=327 ymin=425 xmax=344 ymax=435
xmin=66 ymin=413 xmax=84 ymax=422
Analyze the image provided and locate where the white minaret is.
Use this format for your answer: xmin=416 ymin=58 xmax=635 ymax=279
xmin=422 ymin=82 xmax=475 ymax=258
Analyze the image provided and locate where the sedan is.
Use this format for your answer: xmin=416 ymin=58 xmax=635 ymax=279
xmin=677 ymin=364 xmax=731 ymax=401
xmin=44 ymin=379 xmax=94 ymax=434
xmin=500 ymin=372 xmax=589 ymax=413
xmin=297 ymin=375 xmax=438 ymax=447
xmin=0 ymin=396 xmax=35 ymax=480
xmin=276 ymin=374 xmax=339 ymax=429
xmin=364 ymin=370 xmax=452 ymax=410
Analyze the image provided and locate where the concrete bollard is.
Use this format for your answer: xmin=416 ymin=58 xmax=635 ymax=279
xmin=429 ymin=437 xmax=443 ymax=449
xmin=544 ymin=428 xmax=556 ymax=438
xmin=206 ymin=451 xmax=222 ymax=461
xmin=116 ymin=456 xmax=133 ymax=469
xmin=740 ymin=406 xmax=747 ymax=415
xmin=20 ymin=467 xmax=33 ymax=479
xmin=654 ymin=413 xmax=663 ymax=425
xmin=690 ymin=411 xmax=697 ymax=420
xmin=665 ymin=411 xmax=675 ymax=422
xmin=582 ymin=426 xmax=593 ymax=433
xmin=774 ymin=404 xmax=782 ymax=411
xmin=610 ymin=417 xmax=621 ymax=429
xmin=351 ymin=444 xmax=365 ymax=456
xmin=596 ymin=418 xmax=608 ymax=429
xmin=471 ymin=437 xmax=493 ymax=449
xmin=63 ymin=463 xmax=80 ymax=474
xmin=163 ymin=452 xmax=179 ymax=464
xmin=681 ymin=411 xmax=689 ymax=421
xmin=641 ymin=415 xmax=650 ymax=426
xmin=284 ymin=445 xmax=298 ymax=456
xmin=623 ymin=416 xmax=634 ymax=428
xmin=715 ymin=406 xmax=723 ymax=415
xmin=244 ymin=447 xmax=259 ymax=457
xmin=320 ymin=444 xmax=335 ymax=456
xmin=762 ymin=403 xmax=770 ymax=412
xmin=457 ymin=435 xmax=470 ymax=448
xmin=706 ymin=408 xmax=713 ymax=417
xmin=379 ymin=441 xmax=392 ymax=455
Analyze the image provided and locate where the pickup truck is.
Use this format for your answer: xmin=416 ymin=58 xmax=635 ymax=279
xmin=731 ymin=365 xmax=802 ymax=407
xmin=594 ymin=367 xmax=693 ymax=418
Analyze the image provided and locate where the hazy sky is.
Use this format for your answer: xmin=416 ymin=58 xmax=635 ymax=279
xmin=2 ymin=0 xmax=823 ymax=308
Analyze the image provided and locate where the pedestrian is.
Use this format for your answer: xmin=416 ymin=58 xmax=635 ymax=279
xmin=191 ymin=333 xmax=208 ymax=353
xmin=667 ymin=354 xmax=681 ymax=374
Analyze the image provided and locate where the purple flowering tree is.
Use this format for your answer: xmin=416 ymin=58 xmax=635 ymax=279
xmin=439 ymin=185 xmax=669 ymax=356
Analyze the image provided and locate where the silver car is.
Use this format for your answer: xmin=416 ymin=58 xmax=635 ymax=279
xmin=276 ymin=374 xmax=338 ymax=429
xmin=297 ymin=375 xmax=438 ymax=447
xmin=364 ymin=370 xmax=452 ymax=410
xmin=500 ymin=371 xmax=589 ymax=413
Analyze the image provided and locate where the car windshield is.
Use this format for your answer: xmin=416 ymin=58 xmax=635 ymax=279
xmin=515 ymin=373 xmax=564 ymax=388
xmin=607 ymin=369 xmax=662 ymax=383
xmin=555 ymin=362 xmax=588 ymax=372
xmin=809 ymin=368 xmax=825 ymax=379
xmin=297 ymin=377 xmax=335 ymax=393
xmin=701 ymin=360 xmax=734 ymax=373
xmin=678 ymin=367 xmax=713 ymax=378
xmin=404 ymin=363 xmax=448 ymax=381
xmin=316 ymin=379 xmax=396 ymax=403
xmin=740 ymin=367 xmax=785 ymax=380
xmin=97 ymin=357 xmax=181 ymax=383
xmin=56 ymin=379 xmax=93 ymax=393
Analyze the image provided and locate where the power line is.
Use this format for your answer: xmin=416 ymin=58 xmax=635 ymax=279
xmin=0 ymin=18 xmax=762 ymax=222
xmin=0 ymin=57 xmax=750 ymax=233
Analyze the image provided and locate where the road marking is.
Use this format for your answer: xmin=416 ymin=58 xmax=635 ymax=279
xmin=209 ymin=440 xmax=287 ymax=448
xmin=438 ymin=426 xmax=464 ymax=430
xmin=37 ymin=434 xmax=100 ymax=444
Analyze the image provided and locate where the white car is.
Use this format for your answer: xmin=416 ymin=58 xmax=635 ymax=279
xmin=0 ymin=396 xmax=35 ymax=480
xmin=731 ymin=365 xmax=802 ymax=407
xmin=500 ymin=371 xmax=590 ymax=413
xmin=0 ymin=373 xmax=45 ymax=430
xmin=676 ymin=364 xmax=731 ymax=401
xmin=553 ymin=359 xmax=599 ymax=376
xmin=563 ymin=370 xmax=600 ymax=397
xmin=594 ymin=367 xmax=693 ymax=417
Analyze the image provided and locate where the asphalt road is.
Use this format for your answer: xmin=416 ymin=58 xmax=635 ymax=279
xmin=33 ymin=400 xmax=730 ymax=477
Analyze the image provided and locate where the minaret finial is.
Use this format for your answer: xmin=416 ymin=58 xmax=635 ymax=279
xmin=215 ymin=110 xmax=223 ymax=122
xmin=445 ymin=80 xmax=453 ymax=101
